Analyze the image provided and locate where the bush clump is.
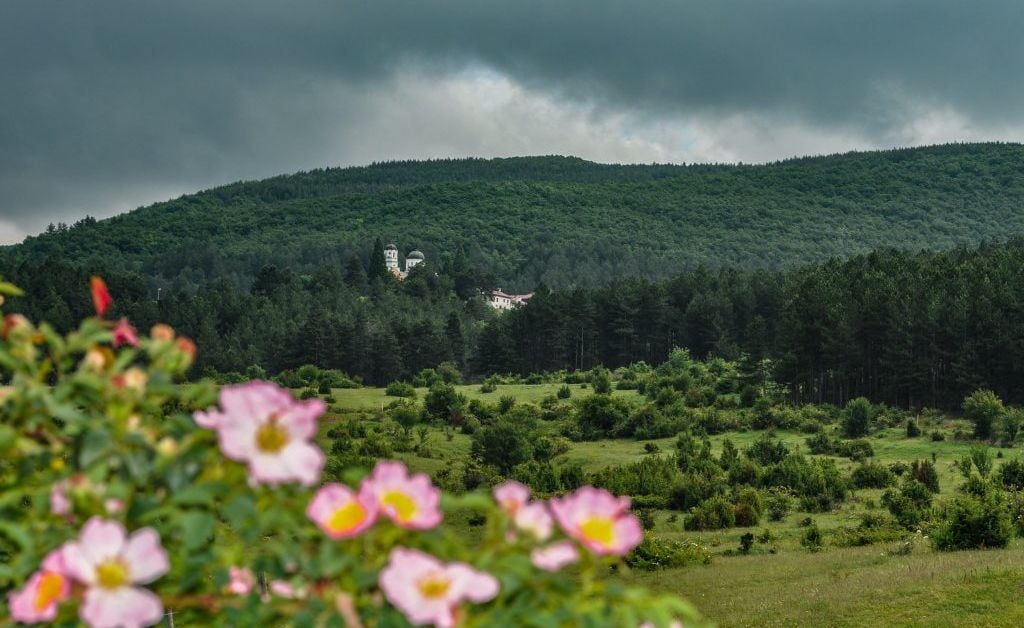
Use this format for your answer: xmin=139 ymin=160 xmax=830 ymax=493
xmin=932 ymin=488 xmax=1013 ymax=551
xmin=385 ymin=381 xmax=417 ymax=398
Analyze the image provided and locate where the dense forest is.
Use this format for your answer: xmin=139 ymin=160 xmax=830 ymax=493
xmin=4 ymin=143 xmax=1024 ymax=290
xmin=7 ymin=236 xmax=1024 ymax=410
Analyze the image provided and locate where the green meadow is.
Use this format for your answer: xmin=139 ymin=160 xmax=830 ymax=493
xmin=321 ymin=383 xmax=1024 ymax=627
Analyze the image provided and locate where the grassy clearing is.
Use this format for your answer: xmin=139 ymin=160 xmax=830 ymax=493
xmin=323 ymin=384 xmax=1024 ymax=626
xmin=327 ymin=382 xmax=631 ymax=411
xmin=624 ymin=542 xmax=1024 ymax=627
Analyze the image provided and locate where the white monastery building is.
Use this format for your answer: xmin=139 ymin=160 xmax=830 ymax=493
xmin=487 ymin=289 xmax=534 ymax=310
xmin=385 ymin=243 xmax=425 ymax=280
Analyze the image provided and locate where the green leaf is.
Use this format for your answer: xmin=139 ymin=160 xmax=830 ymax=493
xmin=0 ymin=425 xmax=16 ymax=452
xmin=0 ymin=281 xmax=24 ymax=296
xmin=171 ymin=482 xmax=228 ymax=507
xmin=79 ymin=428 xmax=112 ymax=467
xmin=0 ymin=521 xmax=33 ymax=551
xmin=181 ymin=511 xmax=217 ymax=551
xmin=223 ymin=494 xmax=259 ymax=542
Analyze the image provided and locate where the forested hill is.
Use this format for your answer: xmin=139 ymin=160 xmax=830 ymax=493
xmin=6 ymin=142 xmax=1024 ymax=290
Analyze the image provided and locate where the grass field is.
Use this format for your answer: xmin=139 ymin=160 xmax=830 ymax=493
xmin=327 ymin=382 xmax=630 ymax=412
xmin=324 ymin=384 xmax=1024 ymax=627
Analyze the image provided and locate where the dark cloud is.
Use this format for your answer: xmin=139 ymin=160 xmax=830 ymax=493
xmin=1 ymin=1 xmax=1022 ymax=242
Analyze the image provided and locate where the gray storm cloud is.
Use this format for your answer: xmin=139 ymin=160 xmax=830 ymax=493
xmin=1 ymin=0 xmax=1022 ymax=243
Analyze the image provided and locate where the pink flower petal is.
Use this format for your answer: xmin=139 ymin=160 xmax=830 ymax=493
xmin=531 ymin=541 xmax=580 ymax=572
xmin=379 ymin=547 xmax=499 ymax=628
xmin=7 ymin=569 xmax=69 ymax=623
xmin=50 ymin=482 xmax=71 ymax=517
xmin=493 ymin=481 xmax=530 ymax=514
xmin=514 ymin=501 xmax=553 ymax=540
xmin=447 ymin=564 xmax=499 ymax=603
xmin=73 ymin=518 xmax=127 ymax=569
xmin=121 ymin=528 xmax=170 ymax=584
xmin=199 ymin=381 xmax=326 ymax=486
xmin=279 ymin=398 xmax=327 ymax=440
xmin=280 ymin=440 xmax=326 ymax=487
xmin=81 ymin=586 xmax=164 ymax=628
xmin=362 ymin=461 xmax=443 ymax=529
xmin=550 ymin=486 xmax=643 ymax=556
xmin=227 ymin=567 xmax=255 ymax=595
xmin=307 ymin=483 xmax=378 ymax=539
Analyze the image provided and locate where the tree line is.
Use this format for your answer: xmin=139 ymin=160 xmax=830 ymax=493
xmin=6 ymin=238 xmax=1024 ymax=408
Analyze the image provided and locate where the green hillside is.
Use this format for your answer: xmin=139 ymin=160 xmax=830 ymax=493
xmin=6 ymin=143 xmax=1024 ymax=289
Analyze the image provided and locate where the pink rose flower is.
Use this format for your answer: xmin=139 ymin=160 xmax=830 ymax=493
xmin=361 ymin=461 xmax=442 ymax=529
xmin=307 ymin=483 xmax=378 ymax=539
xmin=113 ymin=318 xmax=139 ymax=347
xmin=50 ymin=482 xmax=71 ymax=517
xmin=61 ymin=517 xmax=170 ymax=628
xmin=7 ymin=548 xmax=71 ymax=623
xmin=269 ymin=580 xmax=299 ymax=599
xmin=549 ymin=486 xmax=643 ymax=556
xmin=194 ymin=381 xmax=326 ymax=486
xmin=531 ymin=540 xmax=580 ymax=572
xmin=227 ymin=567 xmax=255 ymax=595
xmin=379 ymin=547 xmax=499 ymax=628
xmin=104 ymin=498 xmax=124 ymax=515
xmin=493 ymin=480 xmax=530 ymax=515
xmin=513 ymin=501 xmax=554 ymax=541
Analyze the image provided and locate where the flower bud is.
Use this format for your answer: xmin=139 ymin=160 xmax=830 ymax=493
xmin=2 ymin=314 xmax=29 ymax=339
xmin=176 ymin=337 xmax=197 ymax=360
xmin=112 ymin=318 xmax=139 ymax=348
xmin=90 ymin=276 xmax=112 ymax=317
xmin=115 ymin=368 xmax=148 ymax=394
xmin=156 ymin=437 xmax=178 ymax=457
xmin=83 ymin=347 xmax=108 ymax=371
xmin=150 ymin=324 xmax=175 ymax=342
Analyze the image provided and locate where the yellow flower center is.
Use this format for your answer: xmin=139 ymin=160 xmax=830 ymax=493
xmin=417 ymin=575 xmax=451 ymax=599
xmin=96 ymin=559 xmax=129 ymax=590
xmin=380 ymin=490 xmax=418 ymax=522
xmin=34 ymin=572 xmax=65 ymax=611
xmin=327 ymin=501 xmax=368 ymax=534
xmin=255 ymin=417 xmax=289 ymax=453
xmin=579 ymin=516 xmax=615 ymax=548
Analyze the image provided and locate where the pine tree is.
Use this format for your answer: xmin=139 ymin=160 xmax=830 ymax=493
xmin=344 ymin=254 xmax=368 ymax=290
xmin=368 ymin=238 xmax=388 ymax=281
xmin=445 ymin=311 xmax=465 ymax=367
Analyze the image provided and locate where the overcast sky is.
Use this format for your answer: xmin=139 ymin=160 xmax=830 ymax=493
xmin=1 ymin=1 xmax=1023 ymax=244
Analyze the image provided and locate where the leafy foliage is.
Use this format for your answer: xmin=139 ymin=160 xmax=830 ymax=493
xmin=0 ymin=282 xmax=703 ymax=626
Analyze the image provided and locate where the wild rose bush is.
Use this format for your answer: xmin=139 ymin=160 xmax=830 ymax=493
xmin=0 ymin=278 xmax=703 ymax=627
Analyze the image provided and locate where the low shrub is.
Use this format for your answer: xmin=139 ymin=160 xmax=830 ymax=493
xmin=906 ymin=419 xmax=921 ymax=438
xmin=801 ymin=525 xmax=824 ymax=552
xmin=625 ymin=538 xmax=713 ymax=571
xmin=932 ymin=489 xmax=1013 ymax=551
xmin=850 ymin=462 xmax=896 ymax=489
xmin=685 ymin=496 xmax=736 ymax=530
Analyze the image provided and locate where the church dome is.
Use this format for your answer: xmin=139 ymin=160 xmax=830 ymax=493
xmin=407 ymin=250 xmax=425 ymax=260
xmin=385 ymin=243 xmax=398 ymax=251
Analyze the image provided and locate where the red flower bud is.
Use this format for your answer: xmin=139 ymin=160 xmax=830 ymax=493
xmin=113 ymin=318 xmax=139 ymax=347
xmin=90 ymin=276 xmax=112 ymax=318
xmin=2 ymin=313 xmax=29 ymax=339
xmin=176 ymin=337 xmax=197 ymax=361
